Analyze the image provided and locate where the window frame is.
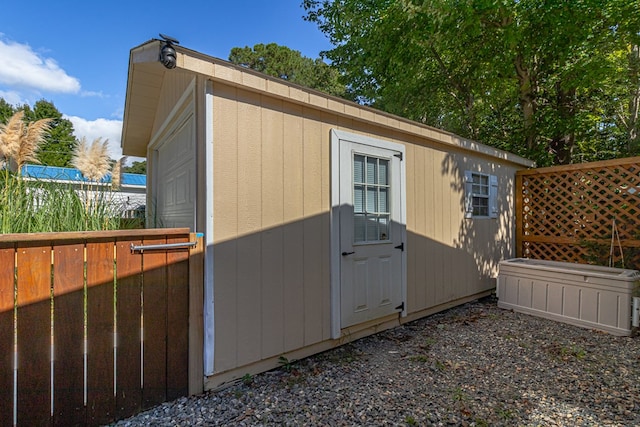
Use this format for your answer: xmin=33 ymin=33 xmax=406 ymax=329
xmin=352 ymin=152 xmax=392 ymax=244
xmin=464 ymin=171 xmax=498 ymax=219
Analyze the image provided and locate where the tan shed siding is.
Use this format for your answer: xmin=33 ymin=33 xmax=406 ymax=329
xmin=212 ymin=83 xmax=238 ymax=372
xmin=212 ymin=83 xmax=330 ymax=373
xmin=301 ymin=107 xmax=326 ymax=346
xmin=150 ymin=71 xmax=196 ymax=138
xmin=235 ymin=88 xmax=263 ymax=367
xmin=260 ymin=96 xmax=285 ymax=359
xmin=282 ymin=102 xmax=305 ymax=353
xmin=210 ymin=80 xmax=520 ymax=374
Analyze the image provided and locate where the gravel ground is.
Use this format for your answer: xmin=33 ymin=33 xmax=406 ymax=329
xmin=113 ymin=296 xmax=640 ymax=426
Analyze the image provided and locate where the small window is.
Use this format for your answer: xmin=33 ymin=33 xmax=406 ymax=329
xmin=464 ymin=171 xmax=498 ymax=218
xmin=353 ymin=154 xmax=391 ymax=243
xmin=472 ymin=173 xmax=489 ymax=216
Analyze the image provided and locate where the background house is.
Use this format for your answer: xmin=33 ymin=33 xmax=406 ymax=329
xmin=22 ymin=164 xmax=146 ymax=220
xmin=121 ymin=39 xmax=534 ymax=389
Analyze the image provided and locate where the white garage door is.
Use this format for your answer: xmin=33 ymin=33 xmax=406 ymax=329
xmin=154 ymin=111 xmax=196 ymax=230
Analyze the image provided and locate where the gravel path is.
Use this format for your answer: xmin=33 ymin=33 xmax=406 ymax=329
xmin=113 ymin=296 xmax=640 ymax=426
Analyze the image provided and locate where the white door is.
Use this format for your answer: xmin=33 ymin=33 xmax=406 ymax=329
xmin=336 ymin=132 xmax=406 ymax=328
xmin=154 ymin=111 xmax=196 ymax=230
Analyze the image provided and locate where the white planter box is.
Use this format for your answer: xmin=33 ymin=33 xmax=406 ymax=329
xmin=497 ymin=258 xmax=639 ymax=336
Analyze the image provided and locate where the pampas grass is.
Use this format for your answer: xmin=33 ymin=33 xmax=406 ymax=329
xmin=0 ymin=111 xmax=52 ymax=173
xmin=0 ymin=113 xmax=125 ymax=233
xmin=111 ymin=157 xmax=123 ymax=190
xmin=71 ymin=137 xmax=111 ymax=181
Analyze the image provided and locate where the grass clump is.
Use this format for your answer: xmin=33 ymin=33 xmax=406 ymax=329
xmin=0 ymin=112 xmax=126 ymax=233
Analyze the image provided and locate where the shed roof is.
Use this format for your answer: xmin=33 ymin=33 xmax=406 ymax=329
xmin=121 ymin=39 xmax=534 ymax=168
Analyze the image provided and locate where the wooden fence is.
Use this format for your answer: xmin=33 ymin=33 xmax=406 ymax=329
xmin=516 ymin=157 xmax=640 ymax=269
xmin=0 ymin=228 xmax=203 ymax=426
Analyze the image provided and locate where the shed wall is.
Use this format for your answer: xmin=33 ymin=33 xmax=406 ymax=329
xmin=209 ymin=82 xmax=520 ymax=375
xmin=150 ymin=71 xmax=196 ymax=138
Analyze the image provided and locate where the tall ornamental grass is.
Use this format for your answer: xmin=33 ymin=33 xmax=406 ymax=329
xmin=0 ymin=112 xmax=125 ymax=233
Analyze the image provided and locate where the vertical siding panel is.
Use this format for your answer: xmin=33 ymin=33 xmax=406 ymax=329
xmin=236 ymin=89 xmax=262 ymax=366
xmin=447 ymin=153 xmax=460 ymax=300
xmin=213 ymin=84 xmax=239 ymax=372
xmin=405 ymin=144 xmax=417 ymax=313
xmin=414 ymin=146 xmax=428 ymax=312
xmin=320 ymin=116 xmax=335 ymax=340
xmin=261 ymin=97 xmax=285 ymax=358
xmin=444 ymin=151 xmax=457 ymax=301
xmin=302 ymin=108 xmax=323 ymax=346
xmin=86 ymin=241 xmax=115 ymax=425
xmin=0 ymin=245 xmax=14 ymax=424
xmin=431 ymin=150 xmax=445 ymax=305
xmin=423 ymin=148 xmax=436 ymax=307
xmin=16 ymin=244 xmax=51 ymax=425
xmin=282 ymin=103 xmax=305 ymax=352
xmin=53 ymin=242 xmax=85 ymax=426
xmin=151 ymin=74 xmax=195 ymax=137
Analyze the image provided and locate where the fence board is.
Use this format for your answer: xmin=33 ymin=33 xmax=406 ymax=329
xmin=16 ymin=244 xmax=52 ymax=425
xmin=53 ymin=242 xmax=85 ymax=426
xmin=0 ymin=228 xmax=193 ymax=426
xmin=86 ymin=241 xmax=115 ymax=425
xmin=0 ymin=245 xmax=15 ymax=424
xmin=166 ymin=237 xmax=190 ymax=400
xmin=115 ymin=239 xmax=143 ymax=419
xmin=141 ymin=237 xmax=168 ymax=409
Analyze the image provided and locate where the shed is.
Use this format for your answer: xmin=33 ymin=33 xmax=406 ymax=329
xmin=121 ymin=39 xmax=534 ymax=389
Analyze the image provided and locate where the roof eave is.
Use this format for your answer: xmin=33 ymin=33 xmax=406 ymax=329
xmin=121 ymin=40 xmax=167 ymax=157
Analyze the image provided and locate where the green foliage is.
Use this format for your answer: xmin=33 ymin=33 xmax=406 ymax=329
xmin=304 ymin=0 xmax=640 ymax=166
xmin=229 ymin=43 xmax=350 ymax=99
xmin=0 ymin=170 xmax=122 ymax=233
xmin=241 ymin=373 xmax=253 ymax=386
xmin=278 ymin=355 xmax=297 ymax=371
xmin=404 ymin=415 xmax=417 ymax=425
xmin=123 ymin=160 xmax=147 ymax=174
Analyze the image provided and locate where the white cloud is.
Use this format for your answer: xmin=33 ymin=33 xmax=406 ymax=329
xmin=65 ymin=115 xmax=123 ymax=160
xmin=0 ymin=90 xmax=24 ymax=106
xmin=0 ymin=38 xmax=80 ymax=93
xmin=80 ymin=90 xmax=105 ymax=98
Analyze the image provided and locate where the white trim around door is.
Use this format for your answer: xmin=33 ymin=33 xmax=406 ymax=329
xmin=330 ymin=129 xmax=407 ymax=339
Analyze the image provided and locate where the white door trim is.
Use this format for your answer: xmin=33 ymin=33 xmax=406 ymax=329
xmin=330 ymin=129 xmax=407 ymax=339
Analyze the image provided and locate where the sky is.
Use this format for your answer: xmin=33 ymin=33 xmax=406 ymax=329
xmin=0 ymin=0 xmax=333 ymax=161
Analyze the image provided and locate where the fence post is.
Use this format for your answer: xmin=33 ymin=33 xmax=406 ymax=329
xmin=515 ymin=172 xmax=523 ymax=258
xmin=188 ymin=233 xmax=205 ymax=396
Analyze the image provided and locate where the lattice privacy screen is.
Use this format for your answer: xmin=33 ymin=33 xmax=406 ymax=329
xmin=516 ymin=157 xmax=640 ymax=269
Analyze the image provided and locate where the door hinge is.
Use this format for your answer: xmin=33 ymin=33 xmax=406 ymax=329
xmin=394 ymin=153 xmax=403 ymax=161
xmin=394 ymin=242 xmax=404 ymax=251
xmin=395 ymin=302 xmax=405 ymax=311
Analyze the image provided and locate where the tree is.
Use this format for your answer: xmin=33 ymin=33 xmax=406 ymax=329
xmin=21 ymin=100 xmax=77 ymax=167
xmin=304 ymin=0 xmax=640 ymax=165
xmin=122 ymin=160 xmax=147 ymax=174
xmin=0 ymin=98 xmax=14 ymax=122
xmin=228 ymin=43 xmax=350 ymax=99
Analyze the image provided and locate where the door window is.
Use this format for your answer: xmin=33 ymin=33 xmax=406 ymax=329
xmin=353 ymin=154 xmax=390 ymax=243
